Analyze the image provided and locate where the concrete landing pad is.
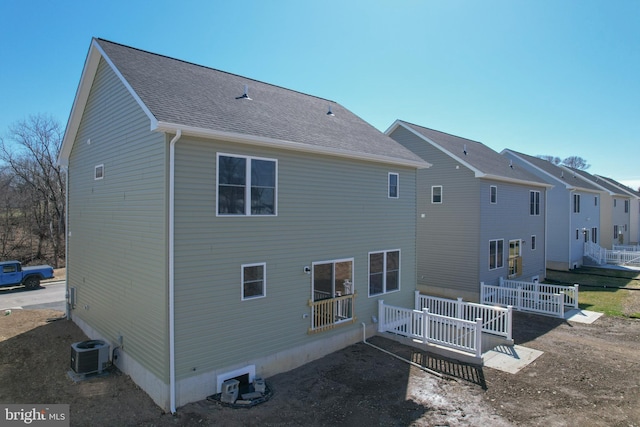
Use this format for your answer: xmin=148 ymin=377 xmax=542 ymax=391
xmin=564 ymin=309 xmax=603 ymax=324
xmin=483 ymin=344 xmax=543 ymax=374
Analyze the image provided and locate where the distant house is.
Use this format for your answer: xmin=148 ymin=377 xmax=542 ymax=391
xmin=386 ymin=121 xmax=550 ymax=302
xmin=58 ymin=39 xmax=429 ymax=411
xmin=563 ymin=168 xmax=632 ymax=249
xmin=502 ymin=150 xmax=602 ymax=270
xmin=593 ymin=175 xmax=640 ymax=246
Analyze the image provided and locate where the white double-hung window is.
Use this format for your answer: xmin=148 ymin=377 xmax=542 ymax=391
xmin=217 ymin=154 xmax=277 ymax=216
xmin=369 ymin=250 xmax=400 ymax=296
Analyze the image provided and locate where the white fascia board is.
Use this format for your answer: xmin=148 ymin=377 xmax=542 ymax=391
xmin=502 ymin=150 xmax=570 ymax=188
xmin=479 ymin=174 xmax=554 ymax=189
xmin=58 ymin=41 xmax=101 ymax=167
xmin=155 ymin=121 xmax=431 ymax=169
xmin=57 ymin=39 xmax=158 ymax=167
xmin=502 ymin=149 xmax=594 ymax=191
xmin=386 ymin=121 xmax=477 ymax=174
xmin=562 ymin=166 xmax=614 ymax=195
xmin=595 ymin=175 xmax=640 ymax=199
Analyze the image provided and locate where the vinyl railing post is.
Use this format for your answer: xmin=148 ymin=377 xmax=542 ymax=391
xmin=517 ymin=286 xmax=523 ymax=311
xmin=456 ymin=297 xmax=463 ymax=320
xmin=414 ymin=290 xmax=420 ymax=310
xmin=480 ymin=282 xmax=485 ymax=304
xmin=475 ymin=318 xmax=482 ymax=358
xmin=378 ymin=300 xmax=385 ymax=333
xmin=422 ymin=308 xmax=430 ymax=343
xmin=555 ymin=294 xmax=563 ymax=318
xmin=573 ymin=284 xmax=579 ymax=309
xmin=506 ymin=305 xmax=513 ymax=341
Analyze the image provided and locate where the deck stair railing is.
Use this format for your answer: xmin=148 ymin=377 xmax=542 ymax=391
xmin=378 ymin=300 xmax=482 ymax=358
xmin=414 ymin=292 xmax=512 ymax=340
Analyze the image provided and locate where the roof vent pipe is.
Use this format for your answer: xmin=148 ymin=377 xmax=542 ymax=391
xmin=509 ymin=160 xmax=513 ymax=169
xmin=463 ymin=144 xmax=467 ymax=155
xmin=326 ymin=105 xmax=335 ymax=116
xmin=236 ymin=84 xmax=251 ymax=100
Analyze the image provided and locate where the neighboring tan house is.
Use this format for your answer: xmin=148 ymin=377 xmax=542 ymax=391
xmin=594 ymin=175 xmax=640 ymax=246
xmin=502 ymin=150 xmax=602 ymax=270
xmin=386 ymin=120 xmax=550 ymax=302
xmin=58 ymin=39 xmax=429 ymax=411
xmin=565 ymin=168 xmax=632 ymax=249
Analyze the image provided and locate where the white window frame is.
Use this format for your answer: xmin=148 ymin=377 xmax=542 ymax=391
xmin=217 ymin=153 xmax=278 ymax=217
xmin=388 ymin=173 xmax=399 ymax=199
xmin=573 ymin=194 xmax=580 ymax=213
xmin=489 ymin=239 xmax=504 ymax=270
xmin=531 ymin=235 xmax=536 ymax=251
xmin=94 ymin=164 xmax=104 ymax=180
xmin=431 ymin=185 xmax=443 ymax=204
xmin=490 ymin=185 xmax=497 ymax=204
xmin=241 ymin=262 xmax=266 ymax=300
xmin=530 ymin=191 xmax=540 ymax=216
xmin=368 ymin=249 xmax=401 ymax=297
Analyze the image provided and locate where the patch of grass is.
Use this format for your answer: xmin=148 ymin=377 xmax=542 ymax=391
xmin=576 ymin=288 xmax=631 ymax=317
xmin=545 ymin=268 xmax=640 ymax=318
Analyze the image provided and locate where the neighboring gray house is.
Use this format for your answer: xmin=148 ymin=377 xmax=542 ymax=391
xmin=502 ymin=150 xmax=602 ymax=270
xmin=564 ymin=168 xmax=632 ymax=249
xmin=594 ymin=175 xmax=640 ymax=246
xmin=386 ymin=120 xmax=550 ymax=302
xmin=58 ymin=39 xmax=429 ymax=411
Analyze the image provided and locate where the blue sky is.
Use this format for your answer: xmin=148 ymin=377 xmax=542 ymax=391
xmin=2 ymin=0 xmax=639 ymax=189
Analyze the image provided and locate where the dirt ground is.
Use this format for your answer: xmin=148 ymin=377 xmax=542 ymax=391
xmin=1 ymin=306 xmax=639 ymax=427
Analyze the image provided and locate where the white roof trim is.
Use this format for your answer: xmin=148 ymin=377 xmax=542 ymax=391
xmin=58 ymin=39 xmax=158 ymax=167
xmin=594 ymin=175 xmax=640 ymax=199
xmin=560 ymin=166 xmax=616 ymax=196
xmin=156 ymin=121 xmax=431 ymax=169
xmin=386 ymin=121 xmax=482 ymax=175
xmin=479 ymin=174 xmax=553 ymax=189
xmin=501 ymin=149 xmax=591 ymax=192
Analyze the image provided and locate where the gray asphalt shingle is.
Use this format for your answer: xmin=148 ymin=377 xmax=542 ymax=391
xmin=96 ymin=39 xmax=425 ymax=165
xmin=397 ymin=121 xmax=547 ymax=185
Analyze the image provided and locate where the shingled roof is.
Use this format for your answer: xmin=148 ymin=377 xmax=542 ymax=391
xmin=387 ymin=120 xmax=549 ymax=187
xmin=502 ymin=149 xmax=602 ymax=192
xmin=59 ymin=38 xmax=428 ymax=168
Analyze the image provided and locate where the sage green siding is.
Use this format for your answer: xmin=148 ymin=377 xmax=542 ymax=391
xmin=173 ymin=136 xmax=417 ymax=379
xmin=67 ymin=58 xmax=169 ymax=381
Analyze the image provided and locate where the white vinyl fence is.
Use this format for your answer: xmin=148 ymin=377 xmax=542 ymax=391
xmin=481 ymin=278 xmax=579 ymax=318
xmin=378 ymin=300 xmax=482 ymax=358
xmin=585 ymin=241 xmax=640 ymax=266
xmin=414 ymin=292 xmax=512 ymax=340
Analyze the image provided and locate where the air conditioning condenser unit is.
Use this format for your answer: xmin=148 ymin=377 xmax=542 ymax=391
xmin=70 ymin=340 xmax=110 ymax=374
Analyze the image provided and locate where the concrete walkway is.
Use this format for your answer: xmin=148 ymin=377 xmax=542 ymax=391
xmin=484 ymin=309 xmax=602 ymax=374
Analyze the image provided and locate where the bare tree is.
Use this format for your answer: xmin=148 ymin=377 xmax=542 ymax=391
xmin=0 ymin=114 xmax=65 ymax=267
xmin=537 ymin=155 xmax=562 ymax=165
xmin=562 ymin=156 xmax=590 ymax=170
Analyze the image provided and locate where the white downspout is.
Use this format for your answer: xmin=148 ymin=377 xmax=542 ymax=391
xmin=64 ymin=166 xmax=70 ymax=320
xmin=169 ymin=129 xmax=182 ymax=414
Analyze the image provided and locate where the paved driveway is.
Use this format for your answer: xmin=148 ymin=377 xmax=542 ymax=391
xmin=0 ymin=281 xmax=66 ymax=311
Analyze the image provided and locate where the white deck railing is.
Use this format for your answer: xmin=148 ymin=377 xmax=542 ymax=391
xmin=481 ymin=281 xmax=565 ymax=318
xmin=498 ymin=278 xmax=579 ymax=309
xmin=585 ymin=241 xmax=640 ymax=266
xmin=613 ymin=244 xmax=640 ymax=252
xmin=414 ymin=292 xmax=512 ymax=340
xmin=378 ymin=300 xmax=482 ymax=358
